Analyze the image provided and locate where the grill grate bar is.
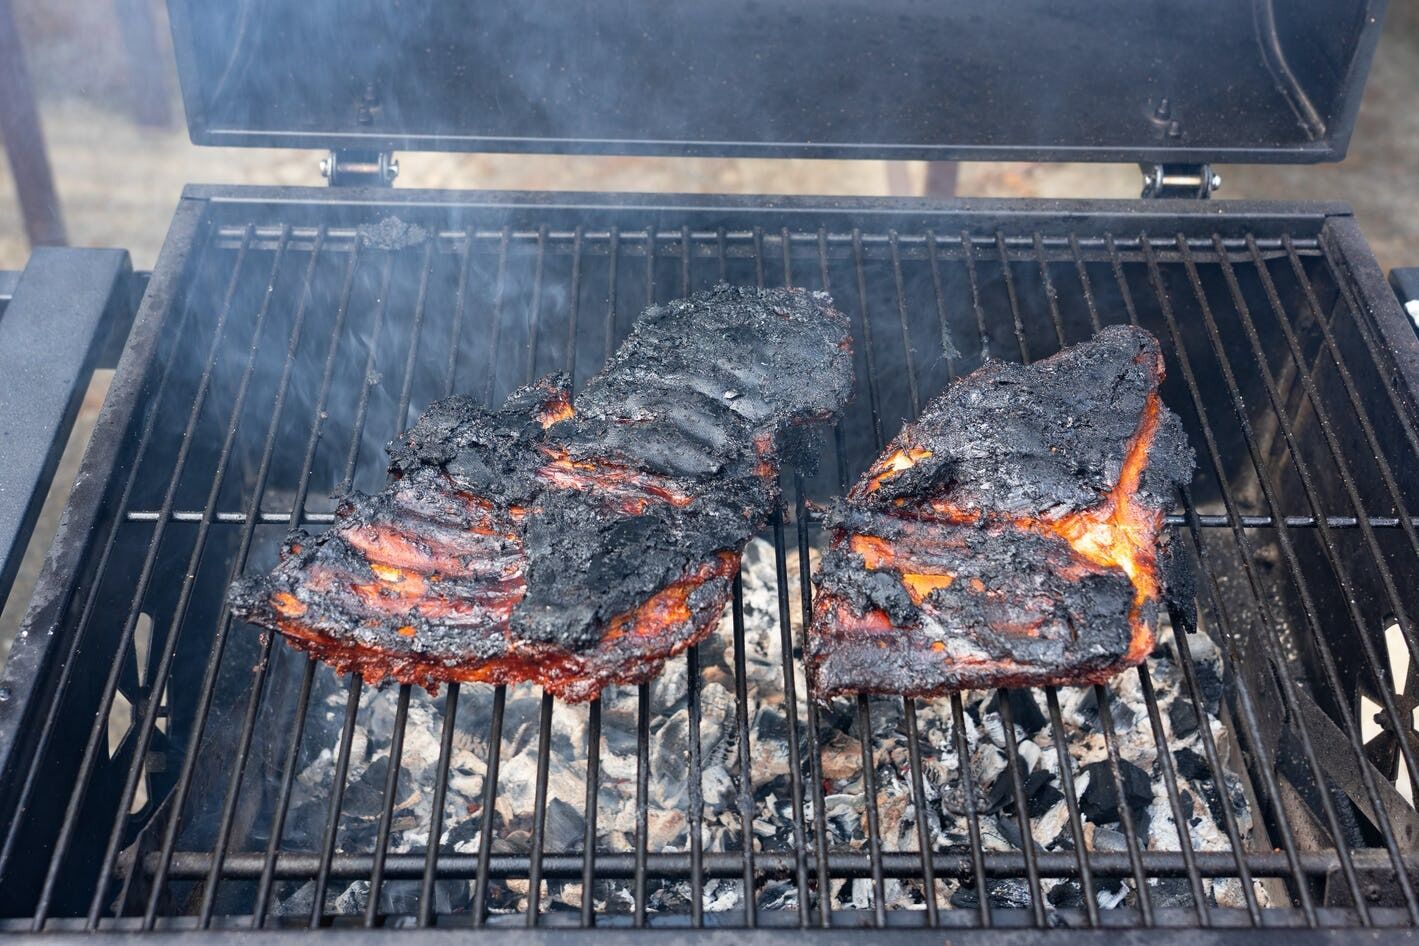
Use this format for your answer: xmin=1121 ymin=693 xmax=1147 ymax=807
xmin=995 ymin=692 xmax=1047 ymax=924
xmin=209 ymin=223 xmax=1324 ymax=258
xmin=730 ymin=578 xmax=759 ymax=927
xmin=364 ymin=685 xmax=413 ymax=927
xmin=581 ymin=698 xmax=603 ymax=929
xmin=1093 ymin=684 xmax=1155 ymax=924
xmin=948 ymin=694 xmax=991 ymax=926
xmin=525 ymin=693 xmax=556 ymax=927
xmin=901 ymin=702 xmax=940 ymax=923
xmin=252 ymin=658 xmax=318 ymax=926
xmin=773 ymin=233 xmax=814 ymax=927
xmin=633 ymin=683 xmax=651 ymax=927
xmin=1182 ymin=232 xmax=1419 ymax=918
xmin=419 ymin=684 xmax=462 ymax=928
xmin=1042 ymin=689 xmax=1098 ymax=925
xmin=1031 ymin=233 xmax=1068 ymax=349
xmin=770 ymin=512 xmax=813 ymax=924
xmin=118 ymin=508 xmax=1419 ymax=531
xmin=686 ymin=646 xmax=707 ymax=927
xmin=132 ymin=844 xmax=1405 ymax=882
xmin=793 ymin=474 xmax=833 ymax=928
xmin=855 ymin=697 xmax=889 ymax=925
xmin=310 ymin=675 xmax=365 ymax=928
xmin=1136 ymin=664 xmax=1211 ymax=925
xmin=1131 ymin=234 xmax=1376 ymax=921
xmin=471 ymin=686 xmax=508 ymax=926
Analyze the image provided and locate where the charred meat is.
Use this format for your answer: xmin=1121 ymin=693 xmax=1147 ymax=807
xmin=807 ymin=324 xmax=1194 ymax=698
xmin=230 ymin=285 xmax=853 ymax=701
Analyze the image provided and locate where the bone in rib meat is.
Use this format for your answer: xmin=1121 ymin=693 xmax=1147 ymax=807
xmin=807 ymin=324 xmax=1194 ymax=699
xmin=230 ymin=285 xmax=853 ymax=701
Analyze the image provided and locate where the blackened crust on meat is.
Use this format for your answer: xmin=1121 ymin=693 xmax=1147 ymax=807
xmin=808 ymin=325 xmax=1195 ymax=700
xmin=229 ymin=285 xmax=853 ymax=701
xmin=855 ymin=325 xmax=1192 ymax=518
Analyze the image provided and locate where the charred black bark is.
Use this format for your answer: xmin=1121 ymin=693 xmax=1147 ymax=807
xmin=808 ymin=325 xmax=1195 ymax=699
xmin=230 ymin=285 xmax=853 ymax=701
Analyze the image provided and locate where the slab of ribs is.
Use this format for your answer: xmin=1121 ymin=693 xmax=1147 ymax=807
xmin=229 ymin=285 xmax=854 ymax=701
xmin=807 ymin=324 xmax=1195 ymax=699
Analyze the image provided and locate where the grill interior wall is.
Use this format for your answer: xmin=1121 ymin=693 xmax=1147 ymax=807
xmin=2 ymin=198 xmax=1418 ymax=931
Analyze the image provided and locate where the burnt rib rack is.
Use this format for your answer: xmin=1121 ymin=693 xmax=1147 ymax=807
xmin=1 ymin=190 xmax=1418 ymax=938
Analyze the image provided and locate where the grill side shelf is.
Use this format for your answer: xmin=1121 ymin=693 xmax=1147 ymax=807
xmin=0 ymin=200 xmax=208 ymax=917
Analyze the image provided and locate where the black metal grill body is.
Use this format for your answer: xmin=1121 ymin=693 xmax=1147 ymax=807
xmin=1 ymin=188 xmax=1418 ymax=941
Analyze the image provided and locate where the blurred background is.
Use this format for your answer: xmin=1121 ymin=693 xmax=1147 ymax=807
xmin=2 ymin=0 xmax=1416 ymax=274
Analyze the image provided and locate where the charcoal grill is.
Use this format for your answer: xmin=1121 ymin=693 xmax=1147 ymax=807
xmin=3 ymin=1 xmax=1419 ymax=940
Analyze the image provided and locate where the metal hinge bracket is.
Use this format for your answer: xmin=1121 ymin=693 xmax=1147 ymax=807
xmin=1140 ymin=163 xmax=1221 ymax=199
xmin=320 ymin=150 xmax=399 ymax=187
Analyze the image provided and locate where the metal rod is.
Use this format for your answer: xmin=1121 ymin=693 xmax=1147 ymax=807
xmin=365 ymin=685 xmax=413 ymax=926
xmin=525 ymin=692 xmax=556 ymax=927
xmin=956 ymin=694 xmax=990 ymax=925
xmin=1031 ymin=232 xmax=1068 ymax=348
xmin=634 ymin=682 xmax=650 ymax=927
xmin=581 ymin=698 xmax=602 ymax=929
xmin=901 ymin=700 xmax=939 ymax=924
xmin=685 ymin=646 xmax=706 ymax=927
xmin=309 ymin=674 xmax=364 ymax=929
xmin=888 ymin=231 xmax=921 ymax=417
xmin=471 ymin=686 xmax=507 ymax=926
xmin=856 ymin=696 xmax=888 ymax=926
xmin=1042 ymin=688 xmax=1098 ymax=926
xmin=1093 ymin=684 xmax=1154 ymax=925
xmin=136 ymin=841 xmax=1398 ymax=883
xmin=481 ymin=229 xmax=511 ymax=407
xmin=731 ymin=575 xmax=759 ymax=927
xmin=793 ymin=473 xmax=833 ymax=928
xmin=770 ymin=511 xmax=811 ymax=925
xmin=419 ymin=684 xmax=462 ymax=927
xmin=995 ymin=691 xmax=1046 ymax=925
xmin=252 ymin=658 xmax=318 ymax=927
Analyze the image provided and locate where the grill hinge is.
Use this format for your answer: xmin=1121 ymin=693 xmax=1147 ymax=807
xmin=1140 ymin=163 xmax=1221 ymax=199
xmin=320 ymin=150 xmax=399 ymax=187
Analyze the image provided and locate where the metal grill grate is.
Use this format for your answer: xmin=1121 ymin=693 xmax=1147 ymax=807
xmin=1 ymin=191 xmax=1418 ymax=934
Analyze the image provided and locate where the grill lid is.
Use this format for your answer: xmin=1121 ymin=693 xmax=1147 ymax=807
xmin=167 ymin=0 xmax=1388 ymax=162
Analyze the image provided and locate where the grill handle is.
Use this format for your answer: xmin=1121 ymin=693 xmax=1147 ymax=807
xmin=1393 ymin=268 xmax=1419 ymax=335
xmin=0 ymin=248 xmax=134 ymax=616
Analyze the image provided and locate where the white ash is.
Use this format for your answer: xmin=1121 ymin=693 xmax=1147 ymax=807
xmin=260 ymin=538 xmax=1263 ymax=919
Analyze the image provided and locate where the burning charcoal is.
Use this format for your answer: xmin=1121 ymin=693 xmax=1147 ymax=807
xmin=1079 ymin=760 xmax=1151 ymax=824
xmin=988 ymin=690 xmax=1046 ymax=735
xmin=950 ymin=879 xmax=1033 ymax=911
xmin=1192 ymin=662 xmax=1224 ymax=715
xmin=1151 ymin=877 xmax=1197 ymax=909
xmin=1072 ymin=687 xmax=1135 ymax=732
xmin=543 ymin=797 xmax=586 ymax=852
xmin=1169 ymin=697 xmax=1199 ymax=738
xmin=1091 ymin=824 xmax=1127 ymax=852
xmin=342 ymin=757 xmax=393 ymax=819
xmin=1094 ymin=879 xmax=1128 ymax=910
xmin=1048 ymin=881 xmax=1085 ymax=909
xmin=1173 ymin=747 xmax=1209 ymax=781
xmin=1027 ymin=778 xmax=1064 ymax=819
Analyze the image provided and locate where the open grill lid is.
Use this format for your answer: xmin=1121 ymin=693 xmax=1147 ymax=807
xmin=167 ymin=0 xmax=1388 ymax=163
